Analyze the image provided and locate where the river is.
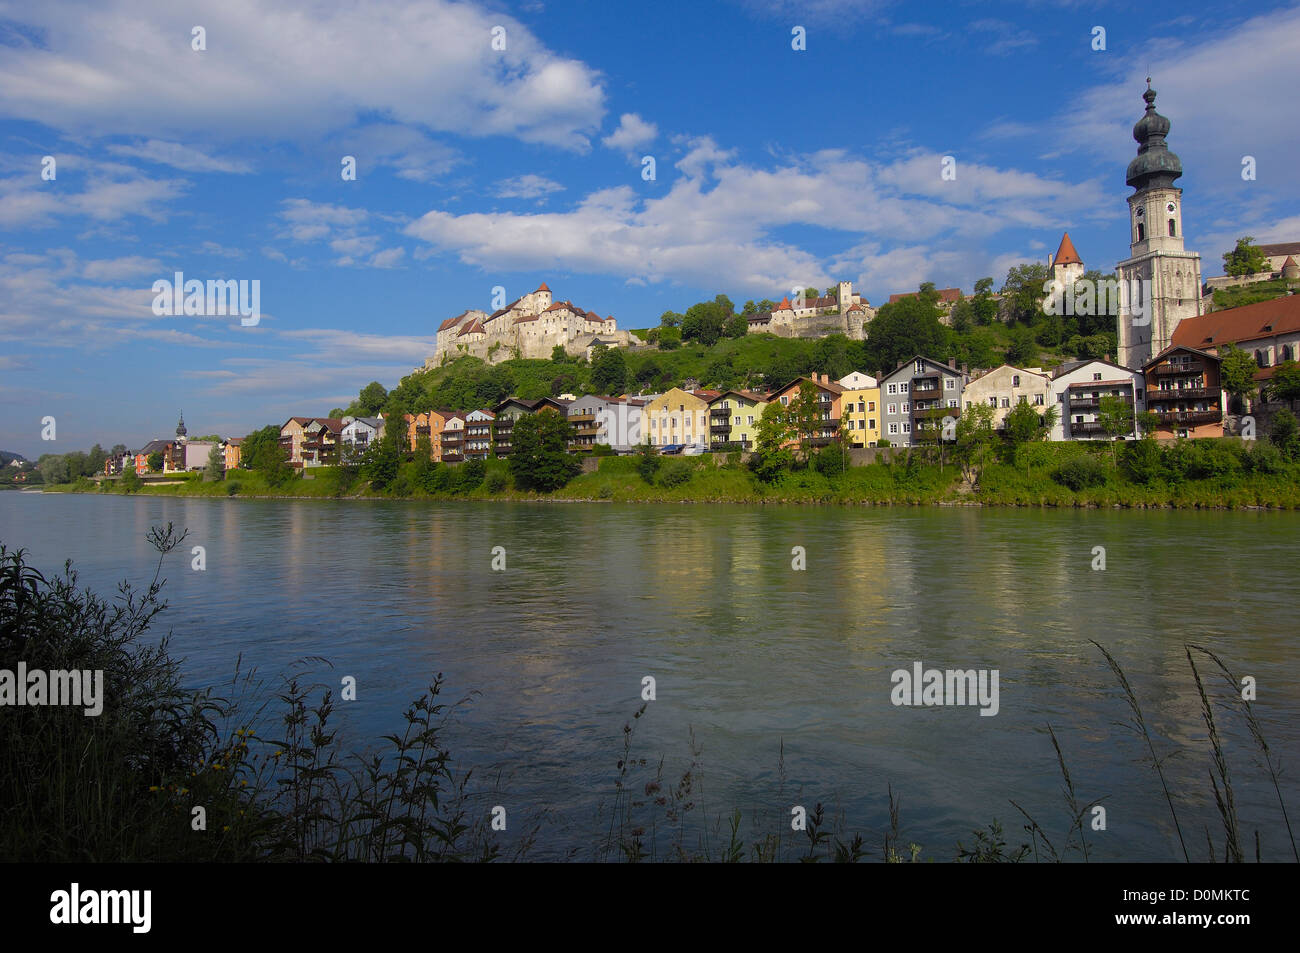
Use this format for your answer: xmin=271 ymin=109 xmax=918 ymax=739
xmin=3 ymin=491 xmax=1297 ymax=861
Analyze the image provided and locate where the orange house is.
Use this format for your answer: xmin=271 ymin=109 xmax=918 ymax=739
xmin=765 ymin=374 xmax=845 ymax=450
xmin=1141 ymin=345 xmax=1224 ymax=439
xmin=404 ymin=410 xmax=453 ymax=458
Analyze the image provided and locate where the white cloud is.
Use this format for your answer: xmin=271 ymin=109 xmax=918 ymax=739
xmin=495 ymin=174 xmax=565 ymax=200
xmin=0 ymin=0 xmax=606 ymax=151
xmin=0 ymin=156 xmax=187 ymax=227
xmin=602 ymin=113 xmax=658 ymax=153
xmin=107 ymin=139 xmax=252 ymax=173
xmin=82 ymin=256 xmax=163 ymax=280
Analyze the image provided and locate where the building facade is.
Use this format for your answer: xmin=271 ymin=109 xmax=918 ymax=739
xmin=707 ymin=390 xmax=769 ymax=450
xmin=963 ymin=365 xmax=1053 ymax=431
xmin=1047 ymin=360 xmax=1146 ymax=441
xmin=1141 ymin=345 xmax=1224 ymax=439
xmin=878 ymin=356 xmax=967 ymax=447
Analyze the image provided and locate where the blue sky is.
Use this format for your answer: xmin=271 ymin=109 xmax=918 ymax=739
xmin=1 ymin=0 xmax=1298 ymax=458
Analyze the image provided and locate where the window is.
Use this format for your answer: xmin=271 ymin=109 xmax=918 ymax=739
xmin=887 ymin=383 xmax=897 ymax=395
xmin=1034 ymin=394 xmax=1044 ymax=406
xmin=1255 ymin=350 xmax=1269 ymax=368
xmin=781 ymin=396 xmax=788 ymax=406
xmin=899 ymin=382 xmax=909 ymax=393
xmin=1093 ymin=373 xmax=1102 ymax=381
xmin=747 ymin=416 xmax=754 ymax=425
xmin=948 ymin=399 xmax=958 ymax=408
xmin=869 ymin=418 xmax=876 ymax=429
xmin=734 ymin=416 xmax=741 ymax=426
xmin=1283 ymin=345 xmax=1295 ymax=362
xmin=965 ymin=400 xmax=971 ymax=410
xmin=915 ymin=360 xmax=925 ymax=374
xmin=1013 ymin=375 xmax=1020 ymax=387
xmin=868 ymin=401 xmax=875 ymax=411
xmin=1168 ymin=218 xmax=1176 ymax=237
xmin=1137 ymin=222 xmax=1146 ymax=241
xmin=901 ymin=402 xmax=910 ymax=413
xmin=1075 ymin=416 xmax=1084 ymax=424
xmin=988 ymin=397 xmax=997 ymax=407
xmin=888 ymin=423 xmax=898 ymax=435
xmin=858 ymin=401 xmax=865 ymax=413
xmin=1001 ymin=398 xmax=1010 ymax=408
xmin=887 ymin=403 xmax=897 ymax=415
xmin=671 ymin=418 xmax=677 ymax=428
xmin=944 ymin=379 xmax=955 ymax=390
xmin=902 ymin=422 xmax=911 ymax=433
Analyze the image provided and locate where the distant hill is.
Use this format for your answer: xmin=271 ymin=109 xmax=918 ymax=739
xmin=0 ymin=450 xmax=29 ymax=466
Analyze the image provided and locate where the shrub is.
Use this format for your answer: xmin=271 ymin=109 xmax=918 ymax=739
xmin=598 ymin=483 xmax=614 ymax=499
xmin=812 ymin=443 xmax=848 ymax=478
xmin=458 ymin=459 xmax=486 ymax=492
xmin=658 ymin=457 xmax=694 ymax=488
xmin=1051 ymin=455 xmax=1108 ymax=490
xmin=592 ymin=444 xmax=615 ymax=457
xmin=225 ymin=481 xmax=240 ymax=496
xmin=1245 ymin=439 xmax=1286 ymax=474
xmin=485 ymin=470 xmax=507 ymax=493
xmin=635 ymin=444 xmax=662 ymax=484
xmin=1121 ymin=439 xmax=1165 ymax=485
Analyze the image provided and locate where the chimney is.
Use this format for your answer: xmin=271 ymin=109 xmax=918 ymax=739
xmin=948 ymin=358 xmax=957 ymax=369
xmin=961 ymin=363 xmax=969 ymax=376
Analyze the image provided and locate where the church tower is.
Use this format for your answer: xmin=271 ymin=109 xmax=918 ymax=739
xmin=1116 ymin=80 xmax=1203 ymax=369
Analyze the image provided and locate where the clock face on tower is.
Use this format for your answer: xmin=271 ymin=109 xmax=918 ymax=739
xmin=1166 ymin=202 xmax=1177 ymax=213
xmin=1135 ymin=206 xmax=1144 ymax=218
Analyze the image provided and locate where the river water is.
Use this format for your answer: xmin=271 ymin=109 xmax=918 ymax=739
xmin=3 ymin=492 xmax=1297 ymax=861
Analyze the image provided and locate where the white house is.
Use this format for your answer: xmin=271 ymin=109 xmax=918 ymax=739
xmin=1048 ymin=359 xmax=1147 ymax=441
xmin=341 ymin=416 xmax=384 ymax=450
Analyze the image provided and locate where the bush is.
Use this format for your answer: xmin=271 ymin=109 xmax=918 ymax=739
xmin=657 ymin=457 xmax=694 ymax=488
xmin=592 ymin=444 xmax=615 ymax=457
xmin=457 ymin=459 xmax=486 ymax=492
xmin=1245 ymin=439 xmax=1286 ymax=474
xmin=598 ymin=483 xmax=614 ymax=499
xmin=1121 ymin=439 xmax=1165 ymax=485
xmin=225 ymin=481 xmax=240 ymax=496
xmin=635 ymin=444 xmax=661 ymax=484
xmin=812 ymin=443 xmax=848 ymax=478
xmin=1050 ymin=456 xmax=1108 ymax=490
xmin=485 ymin=470 xmax=507 ymax=493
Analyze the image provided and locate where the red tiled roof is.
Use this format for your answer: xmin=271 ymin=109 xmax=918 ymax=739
xmin=1053 ymin=232 xmax=1082 ymax=266
xmin=457 ymin=319 xmax=484 ymax=337
xmin=888 ymin=288 xmax=962 ymax=304
xmin=774 ymin=296 xmax=793 ymax=311
xmin=1171 ymin=296 xmax=1300 ymax=350
xmin=537 ymin=282 xmax=550 ymax=292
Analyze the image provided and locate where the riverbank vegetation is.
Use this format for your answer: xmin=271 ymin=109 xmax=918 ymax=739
xmin=2 ymin=530 xmax=1294 ymax=862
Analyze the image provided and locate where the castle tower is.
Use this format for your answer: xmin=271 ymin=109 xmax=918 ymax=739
xmin=1116 ymin=80 xmax=1203 ymax=369
xmin=1051 ymin=232 xmax=1085 ymax=289
xmin=535 ymin=282 xmax=552 ymax=312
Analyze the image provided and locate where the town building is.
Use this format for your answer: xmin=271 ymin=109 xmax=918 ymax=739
xmin=1171 ymin=295 xmax=1300 ymax=398
xmin=642 ymin=387 xmax=717 ymax=448
xmin=280 ymin=417 xmax=343 ymax=467
xmin=340 ymin=416 xmax=384 ymax=452
xmin=440 ymin=413 xmax=466 ymax=462
xmin=1116 ymin=81 xmax=1204 ymax=369
xmin=1141 ymin=345 xmax=1224 ymax=438
xmin=963 ymin=365 xmax=1053 ymax=431
xmin=836 ymin=372 xmax=881 ymax=447
xmin=464 ymin=410 xmax=495 ymax=460
xmin=1048 ymin=360 xmax=1147 ymax=441
xmin=490 ymin=397 xmax=571 ymax=457
xmin=878 ymin=357 xmax=967 ymax=447
xmin=707 ymin=390 xmax=769 ymax=450
xmin=222 ymin=437 xmax=242 ymax=471
xmin=766 ymin=375 xmax=845 ymax=450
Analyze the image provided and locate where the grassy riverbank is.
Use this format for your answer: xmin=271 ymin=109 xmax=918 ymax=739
xmin=57 ymin=438 xmax=1300 ymax=508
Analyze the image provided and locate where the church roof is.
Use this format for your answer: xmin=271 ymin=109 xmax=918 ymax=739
xmin=1172 ymin=296 xmax=1300 ymax=350
xmin=1053 ymin=232 xmax=1082 ymax=266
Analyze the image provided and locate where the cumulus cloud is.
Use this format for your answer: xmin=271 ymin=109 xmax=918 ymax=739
xmin=602 ymin=113 xmax=658 ymax=153
xmin=0 ymin=0 xmax=606 ymax=150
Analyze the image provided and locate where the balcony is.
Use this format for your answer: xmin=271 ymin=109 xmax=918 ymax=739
xmin=576 ymin=425 xmax=600 ymax=437
xmin=1153 ymin=361 xmax=1204 ymax=376
xmin=710 ymin=407 xmax=731 ymax=418
xmin=911 ymin=384 xmax=941 ymax=400
xmin=1155 ymin=409 xmax=1222 ymax=424
xmin=1069 ymin=395 xmax=1131 ymax=409
xmin=568 ymin=412 xmax=595 ymax=424
xmin=807 ymin=435 xmax=835 ymax=447
xmin=710 ymin=423 xmax=732 ymax=433
xmin=1148 ymin=387 xmax=1209 ymax=400
xmin=441 ymin=453 xmax=464 ymax=463
xmin=1071 ymin=420 xmax=1105 ymax=434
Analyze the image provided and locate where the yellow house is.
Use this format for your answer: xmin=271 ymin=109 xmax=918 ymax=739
xmin=642 ymin=387 xmax=715 ymax=447
xmin=707 ymin=390 xmax=769 ymax=450
xmin=837 ymin=373 xmax=882 ymax=447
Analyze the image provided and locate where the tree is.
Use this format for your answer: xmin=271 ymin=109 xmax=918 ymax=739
xmin=146 ymin=451 xmax=164 ymax=473
xmin=242 ymin=425 xmax=293 ymax=486
xmin=120 ymin=465 xmax=142 ymax=493
xmin=972 ymin=277 xmax=998 ymax=326
xmin=1219 ymin=343 xmax=1259 ymax=410
xmin=724 ymin=313 xmax=749 ymax=339
xmin=953 ymin=402 xmax=997 ymax=489
xmin=591 ymin=346 xmax=628 ymax=395
xmin=1270 ymin=408 xmax=1300 ymax=460
xmin=357 ymin=381 xmax=388 ymax=415
xmin=1097 ymin=394 xmax=1136 ymax=464
xmin=1267 ymin=361 xmax=1300 ymax=405
xmin=1006 ymin=327 xmax=1038 ymax=366
xmin=751 ymin=402 xmax=795 ymax=482
xmin=787 ymin=381 xmax=825 ymax=462
xmin=949 ymin=298 xmax=974 ymax=333
xmin=741 ymin=300 xmax=758 ymax=316
xmin=1222 ymin=236 xmax=1272 ymax=277
xmin=110 ymin=443 xmax=128 ymax=457
xmin=1000 ymin=262 xmax=1052 ymax=325
xmin=635 ymin=442 xmax=661 ymax=483
xmin=659 ymin=310 xmax=683 ymax=329
xmin=1003 ymin=400 xmax=1058 ymax=477
xmin=203 ymin=443 xmax=224 ymax=482
xmin=509 ymin=410 xmax=580 ymax=491
xmin=657 ymin=327 xmax=681 ymax=350
xmin=361 ymin=433 xmax=400 ymax=491
xmin=863 ymin=296 xmax=948 ymax=373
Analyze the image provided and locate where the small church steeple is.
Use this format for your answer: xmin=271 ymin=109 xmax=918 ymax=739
xmin=176 ymin=412 xmax=187 ymax=442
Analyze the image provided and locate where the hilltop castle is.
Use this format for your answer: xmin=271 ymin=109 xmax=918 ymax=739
xmin=428 ymin=282 xmax=633 ymax=367
xmin=746 ymin=280 xmax=875 ymax=339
